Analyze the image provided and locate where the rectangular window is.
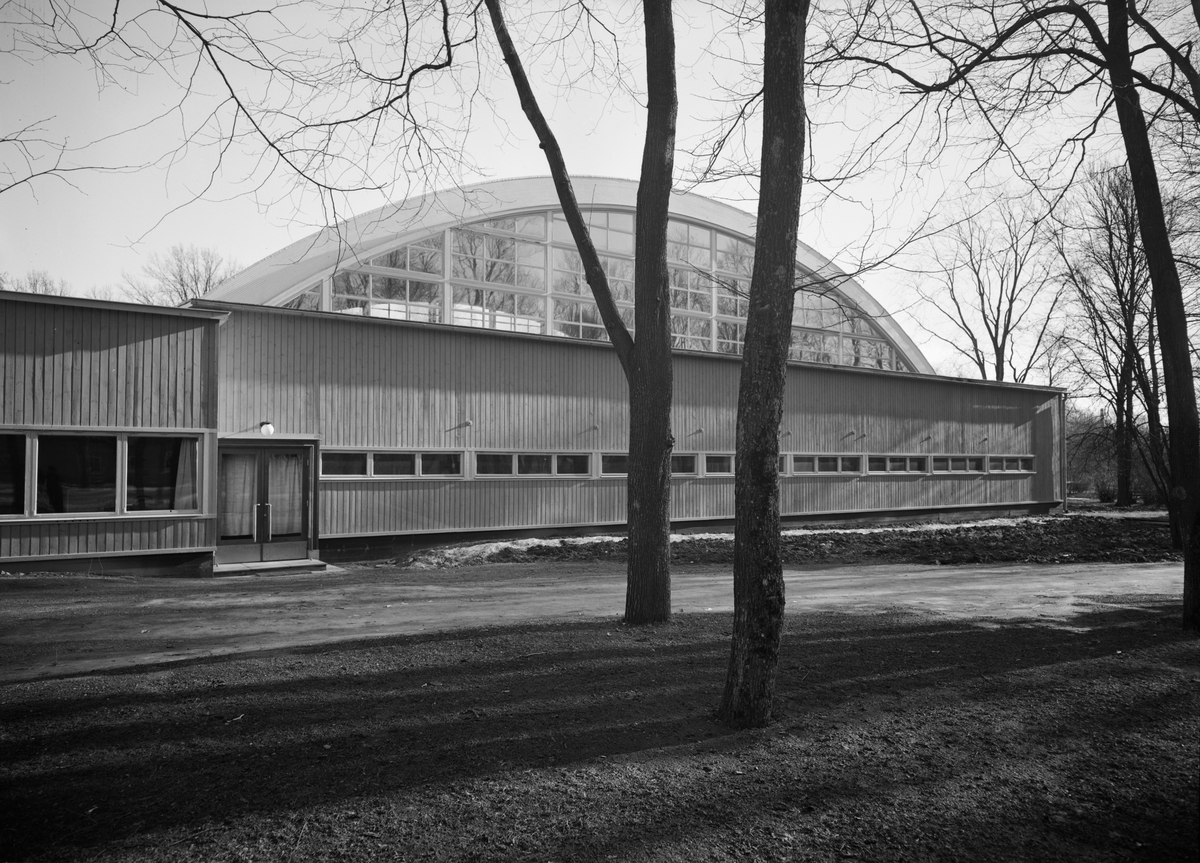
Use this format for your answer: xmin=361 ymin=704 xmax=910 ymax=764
xmin=369 ymin=237 xmax=445 ymax=275
xmin=793 ymin=456 xmax=815 ymax=473
xmin=869 ymin=456 xmax=927 ymax=473
xmin=0 ymin=434 xmax=26 ymax=515
xmin=556 ymin=454 xmax=591 ymax=475
xmin=668 ymin=267 xmax=713 ymax=313
xmin=517 ymin=454 xmax=552 ymax=475
xmin=933 ymin=456 xmax=986 ymax=473
xmin=818 ymin=456 xmax=840 ymax=473
xmin=476 ymin=453 xmax=514 ymax=475
xmin=36 ymin=435 xmax=117 ymax=514
xmin=789 ymin=328 xmax=841 ymax=364
xmin=667 ymin=220 xmax=713 ymax=268
xmin=452 ymin=231 xmax=544 ymax=289
xmin=552 ymin=299 xmax=608 ymax=341
xmin=601 ymin=454 xmax=628 ymax=475
xmin=670 ymin=314 xmax=712 ymax=351
xmin=716 ymin=282 xmax=750 ymax=318
xmin=705 ymin=455 xmax=733 ymax=474
xmin=715 ymin=320 xmax=745 ymax=355
xmin=841 ymin=456 xmax=861 ymax=472
xmin=322 ymin=452 xmax=368 ymax=476
xmin=671 ymin=454 xmax=697 ymax=474
xmin=421 ymin=453 xmax=462 ymax=476
xmin=451 ymin=287 xmax=545 ymax=334
xmin=127 ymin=437 xmax=198 ymax=511
xmin=778 ymin=455 xmax=788 ymax=475
xmin=988 ymin=456 xmax=1034 ymax=472
xmin=370 ymin=278 xmax=444 ymax=323
xmin=374 ymin=453 xmax=416 ymax=476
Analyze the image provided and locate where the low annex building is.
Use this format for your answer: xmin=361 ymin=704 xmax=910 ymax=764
xmin=0 ymin=177 xmax=1065 ymax=574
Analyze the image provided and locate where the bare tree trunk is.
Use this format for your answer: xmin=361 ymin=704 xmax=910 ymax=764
xmin=484 ymin=0 xmax=677 ymax=624
xmin=719 ymin=0 xmax=810 ymax=727
xmin=1107 ymin=0 xmax=1200 ymax=628
xmin=624 ymin=0 xmax=677 ymax=624
xmin=1116 ymin=355 xmax=1134 ymax=506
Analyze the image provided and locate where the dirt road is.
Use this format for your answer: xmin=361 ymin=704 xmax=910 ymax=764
xmin=0 ymin=560 xmax=1182 ymax=683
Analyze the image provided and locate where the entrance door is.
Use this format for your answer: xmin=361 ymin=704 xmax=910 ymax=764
xmin=216 ymin=446 xmax=311 ymax=564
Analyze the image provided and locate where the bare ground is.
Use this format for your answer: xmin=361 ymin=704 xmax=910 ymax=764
xmin=1 ymin=514 xmax=1197 ymax=862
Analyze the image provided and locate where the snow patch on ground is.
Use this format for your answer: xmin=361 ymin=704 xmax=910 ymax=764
xmin=404 ymin=514 xmax=1150 ymax=569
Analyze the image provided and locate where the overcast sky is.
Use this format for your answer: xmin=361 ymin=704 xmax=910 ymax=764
xmin=0 ymin=3 xmax=1127 ymax=375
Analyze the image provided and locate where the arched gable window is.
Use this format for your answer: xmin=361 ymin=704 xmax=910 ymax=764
xmin=282 ymin=208 xmax=908 ymax=372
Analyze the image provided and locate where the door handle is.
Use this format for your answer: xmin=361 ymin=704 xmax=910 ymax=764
xmin=263 ymin=502 xmax=272 ymax=542
xmin=252 ymin=503 xmax=259 ymax=543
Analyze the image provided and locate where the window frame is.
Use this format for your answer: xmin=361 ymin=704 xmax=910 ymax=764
xmin=987 ymin=455 xmax=1036 ymax=473
xmin=0 ymin=430 xmax=204 ymax=520
xmin=787 ymin=454 xmax=862 ymax=476
xmin=703 ymin=454 xmax=734 ymax=476
xmin=318 ymin=450 xmax=465 ymax=480
xmin=866 ymin=455 xmax=929 ymax=475
xmin=931 ymin=455 xmax=987 ymax=474
xmin=471 ymin=451 xmax=595 ymax=479
xmin=670 ymin=454 xmax=698 ymax=475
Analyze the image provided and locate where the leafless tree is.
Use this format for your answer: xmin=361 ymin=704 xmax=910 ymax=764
xmin=913 ymin=197 xmax=1063 ymax=383
xmin=0 ymin=270 xmax=73 ymax=296
xmin=712 ymin=0 xmax=811 ymax=728
xmin=484 ymin=0 xmax=677 ymax=624
xmin=830 ymin=0 xmax=1200 ymax=628
xmin=1056 ymin=168 xmax=1167 ymax=508
xmin=124 ymin=244 xmax=240 ymax=306
xmin=5 ymin=1 xmax=488 ymax=224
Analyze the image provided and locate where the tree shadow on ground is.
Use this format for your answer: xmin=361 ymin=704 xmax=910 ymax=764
xmin=2 ymin=597 xmax=1196 ymax=861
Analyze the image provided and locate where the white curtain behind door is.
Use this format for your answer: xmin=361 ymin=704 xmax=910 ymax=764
xmin=268 ymin=453 xmax=303 ymax=537
xmin=219 ymin=453 xmax=257 ymax=539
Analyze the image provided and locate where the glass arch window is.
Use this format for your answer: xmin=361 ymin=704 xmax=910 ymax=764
xmin=313 ymin=208 xmax=909 ymax=372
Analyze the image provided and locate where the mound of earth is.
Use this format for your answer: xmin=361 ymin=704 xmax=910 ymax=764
xmin=405 ymin=513 xmax=1179 ymax=569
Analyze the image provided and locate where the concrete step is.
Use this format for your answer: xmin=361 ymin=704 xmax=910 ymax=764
xmin=212 ymin=559 xmax=331 ymax=577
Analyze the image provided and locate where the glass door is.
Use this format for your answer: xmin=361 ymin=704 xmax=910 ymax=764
xmin=216 ymin=446 xmax=311 ymax=564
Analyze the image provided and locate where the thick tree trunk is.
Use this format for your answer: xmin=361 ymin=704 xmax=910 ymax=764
xmin=719 ymin=0 xmax=810 ymax=727
xmin=1116 ymin=358 xmax=1133 ymax=506
xmin=484 ymin=0 xmax=677 ymax=624
xmin=1108 ymin=0 xmax=1200 ymax=629
xmin=624 ymin=0 xmax=677 ymax=624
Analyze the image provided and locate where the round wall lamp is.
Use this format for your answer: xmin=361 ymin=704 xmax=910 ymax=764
xmin=260 ymin=421 xmax=275 ymax=435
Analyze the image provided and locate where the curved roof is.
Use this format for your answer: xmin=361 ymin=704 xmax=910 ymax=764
xmin=209 ymin=176 xmax=933 ymax=374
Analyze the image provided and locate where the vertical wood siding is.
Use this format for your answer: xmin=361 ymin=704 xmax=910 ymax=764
xmin=0 ymin=518 xmax=215 ymax=558
xmin=1 ymin=299 xmax=219 ymax=560
xmin=1 ymin=299 xmax=217 ymax=429
xmin=215 ymin=309 xmax=1061 ymax=537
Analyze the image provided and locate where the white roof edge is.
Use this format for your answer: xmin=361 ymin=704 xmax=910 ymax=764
xmin=207 ymin=176 xmax=934 ymax=374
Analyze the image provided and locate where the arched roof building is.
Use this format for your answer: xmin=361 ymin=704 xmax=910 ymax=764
xmin=208 ymin=176 xmax=934 ymax=375
xmin=0 ymin=178 xmax=1062 ymax=575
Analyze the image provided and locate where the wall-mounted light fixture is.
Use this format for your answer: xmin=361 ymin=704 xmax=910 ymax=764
xmin=260 ymin=421 xmax=275 ymax=435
